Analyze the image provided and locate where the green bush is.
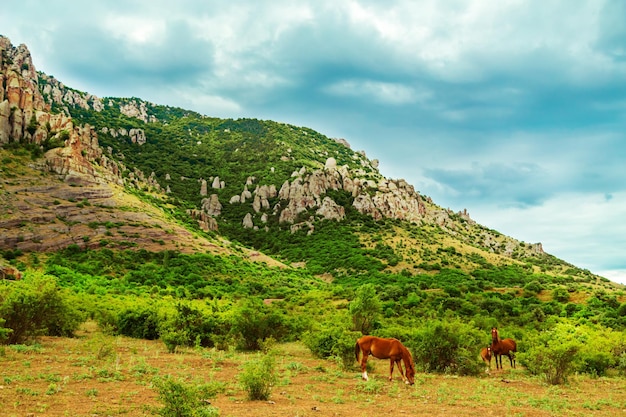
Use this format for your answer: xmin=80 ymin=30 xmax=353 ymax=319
xmin=519 ymin=323 xmax=582 ymax=385
xmin=161 ymin=328 xmax=190 ymax=354
xmin=230 ymin=300 xmax=293 ymax=351
xmin=116 ymin=305 xmax=161 ymax=340
xmin=579 ymin=351 xmax=614 ymax=377
xmin=239 ymin=354 xmax=276 ymax=401
xmin=408 ymin=319 xmax=484 ymax=376
xmin=523 ymin=280 xmax=543 ymax=296
xmin=349 ymin=284 xmax=381 ymax=335
xmin=0 ymin=271 xmax=83 ymax=344
xmin=303 ymin=326 xmax=360 ymax=370
xmin=159 ymin=303 xmax=220 ymax=352
xmin=552 ymin=287 xmax=570 ymax=303
xmin=152 ymin=376 xmax=221 ymax=417
xmin=0 ymin=318 xmax=11 ymax=343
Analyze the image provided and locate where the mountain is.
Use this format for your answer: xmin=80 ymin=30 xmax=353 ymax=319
xmin=0 ymin=35 xmax=614 ymax=288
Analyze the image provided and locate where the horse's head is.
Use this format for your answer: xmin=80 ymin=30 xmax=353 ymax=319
xmin=402 ymin=347 xmax=416 ymax=385
xmin=491 ymin=327 xmax=499 ymax=343
xmin=405 ymin=362 xmax=415 ymax=385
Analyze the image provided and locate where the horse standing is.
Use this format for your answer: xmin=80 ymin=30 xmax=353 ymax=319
xmin=480 ymin=346 xmax=492 ymax=372
xmin=490 ymin=327 xmax=517 ymax=369
xmin=355 ymin=336 xmax=415 ymax=385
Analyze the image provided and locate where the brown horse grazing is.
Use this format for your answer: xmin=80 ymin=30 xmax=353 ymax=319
xmin=355 ymin=336 xmax=415 ymax=385
xmin=480 ymin=346 xmax=492 ymax=371
xmin=490 ymin=327 xmax=517 ymax=369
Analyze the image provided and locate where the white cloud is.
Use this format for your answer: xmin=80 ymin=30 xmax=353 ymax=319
xmin=598 ymin=270 xmax=626 ymax=285
xmin=324 ymin=80 xmax=424 ymax=105
xmin=469 ymin=191 xmax=626 ymax=283
xmin=103 ymin=16 xmax=167 ymax=45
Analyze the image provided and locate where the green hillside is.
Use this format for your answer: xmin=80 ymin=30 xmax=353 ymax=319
xmin=1 ymin=40 xmax=626 ymax=383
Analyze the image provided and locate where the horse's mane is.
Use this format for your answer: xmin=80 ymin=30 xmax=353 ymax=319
xmin=400 ymin=343 xmax=415 ymax=370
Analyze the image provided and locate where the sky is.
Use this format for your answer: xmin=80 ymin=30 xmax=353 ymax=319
xmin=2 ymin=0 xmax=625 ymax=283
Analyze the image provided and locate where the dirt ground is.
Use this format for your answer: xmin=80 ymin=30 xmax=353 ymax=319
xmin=1 ymin=322 xmax=625 ymax=417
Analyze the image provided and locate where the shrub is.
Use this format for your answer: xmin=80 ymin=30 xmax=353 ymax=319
xmin=523 ymin=280 xmax=543 ymax=296
xmin=152 ymin=376 xmax=221 ymax=417
xmin=349 ymin=284 xmax=381 ymax=335
xmin=0 ymin=318 xmax=11 ymax=343
xmin=0 ymin=272 xmax=83 ymax=344
xmin=116 ymin=305 xmax=161 ymax=340
xmin=303 ymin=326 xmax=360 ymax=369
xmin=579 ymin=351 xmax=614 ymax=377
xmin=552 ymin=287 xmax=570 ymax=303
xmin=230 ymin=300 xmax=293 ymax=351
xmin=519 ymin=323 xmax=583 ymax=385
xmin=521 ymin=339 xmax=580 ymax=385
xmin=239 ymin=354 xmax=276 ymax=401
xmin=408 ymin=319 xmax=484 ymax=376
xmin=159 ymin=303 xmax=219 ymax=352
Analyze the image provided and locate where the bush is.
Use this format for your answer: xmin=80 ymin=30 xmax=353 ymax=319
xmin=152 ymin=376 xmax=221 ymax=417
xmin=239 ymin=354 xmax=276 ymax=401
xmin=230 ymin=300 xmax=293 ymax=351
xmin=523 ymin=280 xmax=543 ymax=296
xmin=579 ymin=351 xmax=614 ymax=377
xmin=552 ymin=287 xmax=570 ymax=303
xmin=408 ymin=319 xmax=484 ymax=376
xmin=519 ymin=323 xmax=583 ymax=385
xmin=116 ymin=305 xmax=161 ymax=340
xmin=159 ymin=303 xmax=220 ymax=352
xmin=349 ymin=284 xmax=381 ymax=334
xmin=0 ymin=272 xmax=83 ymax=344
xmin=303 ymin=326 xmax=360 ymax=369
xmin=0 ymin=318 xmax=11 ymax=343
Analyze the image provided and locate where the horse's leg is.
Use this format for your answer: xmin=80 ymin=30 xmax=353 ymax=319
xmin=508 ymin=352 xmax=515 ymax=368
xmin=395 ymin=359 xmax=407 ymax=384
xmin=360 ymin=350 xmax=369 ymax=381
xmin=388 ymin=359 xmax=395 ymax=381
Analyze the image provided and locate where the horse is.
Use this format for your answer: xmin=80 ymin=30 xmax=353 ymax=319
xmin=490 ymin=327 xmax=517 ymax=369
xmin=355 ymin=335 xmax=415 ymax=385
xmin=480 ymin=346 xmax=492 ymax=372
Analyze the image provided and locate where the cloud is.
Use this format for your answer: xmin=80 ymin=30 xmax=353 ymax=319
xmin=595 ymin=0 xmax=626 ymax=62
xmin=323 ymin=80 xmax=425 ymax=105
xmin=469 ymin=191 xmax=626 ymax=278
xmin=425 ymin=161 xmax=549 ymax=207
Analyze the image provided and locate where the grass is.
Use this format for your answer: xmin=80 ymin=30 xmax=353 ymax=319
xmin=0 ymin=322 xmax=625 ymax=416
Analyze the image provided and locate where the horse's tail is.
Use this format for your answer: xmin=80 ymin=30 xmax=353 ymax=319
xmin=355 ymin=341 xmax=361 ymax=362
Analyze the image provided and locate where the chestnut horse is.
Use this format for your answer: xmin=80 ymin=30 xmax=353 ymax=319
xmin=355 ymin=336 xmax=415 ymax=385
xmin=490 ymin=327 xmax=517 ymax=369
xmin=480 ymin=346 xmax=492 ymax=371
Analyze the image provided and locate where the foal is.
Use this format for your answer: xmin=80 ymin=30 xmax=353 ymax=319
xmin=480 ymin=346 xmax=492 ymax=372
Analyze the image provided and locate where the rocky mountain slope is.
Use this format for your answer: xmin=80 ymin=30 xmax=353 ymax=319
xmin=0 ymin=35 xmax=606 ymax=284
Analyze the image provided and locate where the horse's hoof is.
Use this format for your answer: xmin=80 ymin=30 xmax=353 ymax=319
xmin=405 ymin=380 xmax=409 ymax=385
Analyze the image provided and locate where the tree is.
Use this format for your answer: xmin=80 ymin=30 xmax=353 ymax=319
xmin=0 ymin=271 xmax=82 ymax=344
xmin=349 ymin=284 xmax=381 ymax=334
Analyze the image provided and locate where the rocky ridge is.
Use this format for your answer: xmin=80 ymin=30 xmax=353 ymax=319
xmin=0 ymin=35 xmax=543 ymax=262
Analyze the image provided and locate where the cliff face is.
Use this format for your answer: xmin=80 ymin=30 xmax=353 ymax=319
xmin=0 ymin=36 xmax=125 ymax=186
xmin=0 ymin=36 xmax=227 ymax=255
xmin=0 ymin=37 xmax=47 ymax=144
